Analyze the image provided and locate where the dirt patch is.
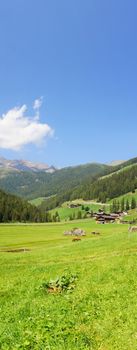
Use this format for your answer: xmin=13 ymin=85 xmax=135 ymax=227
xmin=91 ymin=231 xmax=100 ymax=235
xmin=0 ymin=248 xmax=30 ymax=253
xmin=47 ymin=287 xmax=61 ymax=294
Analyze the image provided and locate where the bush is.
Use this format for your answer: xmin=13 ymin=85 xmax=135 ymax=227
xmin=41 ymin=272 xmax=78 ymax=293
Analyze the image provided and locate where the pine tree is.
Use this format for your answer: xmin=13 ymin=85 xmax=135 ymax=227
xmin=131 ymin=197 xmax=136 ymax=209
xmin=116 ymin=201 xmax=120 ymax=212
xmin=72 ymin=212 xmax=75 ymax=220
xmin=85 ymin=206 xmax=89 ymax=212
xmin=110 ymin=204 xmax=113 ymax=213
xmin=126 ymin=199 xmax=130 ymax=211
xmin=77 ymin=210 xmax=82 ymax=219
xmin=90 ymin=210 xmax=93 ymax=217
xmin=121 ymin=198 xmax=125 ymax=212
xmin=112 ymin=200 xmax=117 ymax=212
xmin=83 ymin=212 xmax=87 ymax=219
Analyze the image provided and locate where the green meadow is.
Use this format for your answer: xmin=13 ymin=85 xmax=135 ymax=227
xmin=29 ymin=197 xmax=46 ymax=206
xmin=120 ymin=209 xmax=137 ymax=222
xmin=29 ymin=196 xmax=57 ymax=207
xmin=51 ymin=200 xmax=109 ymax=221
xmin=1 ymin=221 xmax=137 ymax=349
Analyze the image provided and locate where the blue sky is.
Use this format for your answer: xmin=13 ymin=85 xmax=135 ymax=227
xmin=0 ymin=0 xmax=137 ymax=167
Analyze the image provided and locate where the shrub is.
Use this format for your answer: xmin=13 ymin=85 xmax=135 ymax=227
xmin=41 ymin=272 xmax=78 ymax=293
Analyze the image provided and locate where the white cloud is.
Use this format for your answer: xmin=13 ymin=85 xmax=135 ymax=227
xmin=0 ymin=100 xmax=54 ymax=151
xmin=33 ymin=96 xmax=43 ymax=110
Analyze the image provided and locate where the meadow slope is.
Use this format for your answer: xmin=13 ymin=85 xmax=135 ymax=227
xmin=0 ymin=221 xmax=137 ymax=349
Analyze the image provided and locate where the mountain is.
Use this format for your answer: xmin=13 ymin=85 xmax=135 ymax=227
xmin=0 ymin=156 xmax=56 ymax=173
xmin=0 ymin=160 xmax=110 ymax=199
xmin=1 ymin=155 xmax=137 ymax=210
xmin=81 ymin=161 xmax=137 ymax=203
xmin=39 ymin=157 xmax=137 ymax=210
xmin=107 ymin=160 xmax=126 ymax=166
xmin=62 ymin=157 xmax=137 ymax=203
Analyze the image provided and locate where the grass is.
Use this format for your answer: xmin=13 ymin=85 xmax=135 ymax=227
xmin=50 ymin=205 xmax=83 ymax=220
xmin=29 ymin=195 xmax=57 ymax=207
xmin=29 ymin=197 xmax=109 ymax=220
xmin=120 ymin=209 xmax=137 ymax=222
xmin=29 ymin=197 xmax=46 ymax=206
xmin=51 ymin=200 xmax=109 ymax=220
xmin=1 ymin=220 xmax=137 ymax=349
xmin=62 ymin=199 xmax=108 ymax=206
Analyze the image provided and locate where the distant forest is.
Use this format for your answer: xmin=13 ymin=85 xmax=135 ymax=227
xmin=0 ymin=189 xmax=52 ymax=223
xmin=40 ymin=163 xmax=137 ymax=211
xmin=1 ymin=157 xmax=137 ymax=217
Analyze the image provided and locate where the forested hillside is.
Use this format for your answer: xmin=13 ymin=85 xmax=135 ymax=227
xmin=0 ymin=189 xmax=50 ymax=222
xmin=80 ymin=163 xmax=137 ymax=202
xmin=40 ymin=161 xmax=137 ymax=210
xmin=0 ymin=163 xmax=110 ymax=199
xmin=1 ymin=157 xmax=137 ymax=212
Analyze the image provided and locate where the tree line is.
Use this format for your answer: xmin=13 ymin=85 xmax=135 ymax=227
xmin=110 ymin=197 xmax=136 ymax=213
xmin=0 ymin=189 xmax=54 ymax=223
xmin=40 ymin=165 xmax=137 ymax=211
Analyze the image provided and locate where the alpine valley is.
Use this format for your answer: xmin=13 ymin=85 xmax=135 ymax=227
xmin=0 ymin=155 xmax=137 ymax=213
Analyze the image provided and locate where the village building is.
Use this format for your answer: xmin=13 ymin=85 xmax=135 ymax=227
xmin=67 ymin=203 xmax=81 ymax=208
xmin=95 ymin=212 xmax=123 ymax=224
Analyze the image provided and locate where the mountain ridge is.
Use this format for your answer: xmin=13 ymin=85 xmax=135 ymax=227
xmin=0 ymin=156 xmax=56 ymax=173
xmin=0 ymin=156 xmax=137 ymax=207
xmin=107 ymin=160 xmax=126 ymax=166
xmin=0 ymin=161 xmax=109 ymax=199
xmin=0 ymin=155 xmax=126 ymax=173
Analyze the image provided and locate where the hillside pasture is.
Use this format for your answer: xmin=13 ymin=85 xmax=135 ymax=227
xmin=1 ymin=221 xmax=137 ymax=349
xmin=29 ymin=197 xmax=46 ymax=206
xmin=51 ymin=200 xmax=109 ymax=221
xmin=120 ymin=209 xmax=137 ymax=222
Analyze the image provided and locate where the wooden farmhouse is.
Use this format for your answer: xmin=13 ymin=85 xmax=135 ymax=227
xmin=95 ymin=212 xmax=123 ymax=224
xmin=67 ymin=203 xmax=81 ymax=208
